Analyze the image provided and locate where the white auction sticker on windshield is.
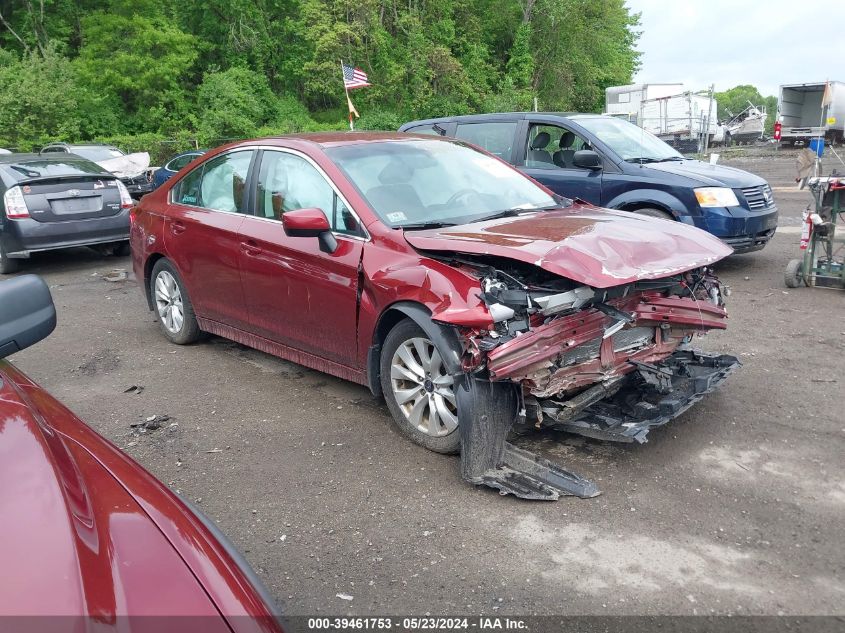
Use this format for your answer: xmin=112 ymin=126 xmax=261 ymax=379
xmin=386 ymin=211 xmax=407 ymax=223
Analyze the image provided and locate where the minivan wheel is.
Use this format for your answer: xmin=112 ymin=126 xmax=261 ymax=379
xmin=380 ymin=319 xmax=461 ymax=454
xmin=631 ymin=207 xmax=674 ymax=221
xmin=150 ymin=259 xmax=201 ymax=344
xmin=0 ymin=244 xmax=20 ymax=275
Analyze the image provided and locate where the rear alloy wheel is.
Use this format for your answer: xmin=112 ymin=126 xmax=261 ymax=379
xmin=0 ymin=243 xmax=20 ymax=275
xmin=380 ymin=319 xmax=460 ymax=454
xmin=631 ymin=207 xmax=674 ymax=221
xmin=150 ymin=259 xmax=201 ymax=344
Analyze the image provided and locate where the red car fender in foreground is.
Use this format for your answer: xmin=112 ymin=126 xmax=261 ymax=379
xmin=0 ymin=357 xmax=283 ymax=633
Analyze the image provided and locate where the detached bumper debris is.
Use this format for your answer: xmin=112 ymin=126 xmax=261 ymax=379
xmin=541 ymin=350 xmax=741 ymax=444
xmin=457 ymin=351 xmax=739 ymax=501
xmin=443 ymin=262 xmax=741 ymax=501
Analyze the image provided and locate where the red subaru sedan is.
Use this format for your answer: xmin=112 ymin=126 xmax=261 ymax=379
xmin=0 ymin=275 xmax=282 ymax=631
xmin=130 ymin=133 xmax=739 ymax=500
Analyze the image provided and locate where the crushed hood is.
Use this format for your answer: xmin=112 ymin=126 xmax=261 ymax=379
xmin=404 ymin=205 xmax=733 ymax=288
xmin=97 ymin=152 xmax=151 ymax=178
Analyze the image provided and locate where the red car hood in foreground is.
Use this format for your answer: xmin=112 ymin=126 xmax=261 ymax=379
xmin=0 ymin=361 xmax=279 ymax=632
xmin=404 ymin=206 xmax=733 ymax=288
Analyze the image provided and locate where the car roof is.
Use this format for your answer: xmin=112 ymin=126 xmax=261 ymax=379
xmin=399 ymin=112 xmax=611 ymax=128
xmin=225 ymin=131 xmax=455 ymax=150
xmin=43 ymin=142 xmax=116 ymax=148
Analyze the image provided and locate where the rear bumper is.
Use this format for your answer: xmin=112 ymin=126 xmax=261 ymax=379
xmin=1 ymin=211 xmax=130 ymax=257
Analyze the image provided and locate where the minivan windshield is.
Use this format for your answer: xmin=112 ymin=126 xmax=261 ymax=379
xmin=576 ymin=116 xmax=683 ymax=162
xmin=325 ymin=139 xmax=559 ymax=228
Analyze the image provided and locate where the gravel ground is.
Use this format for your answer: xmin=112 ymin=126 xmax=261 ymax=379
xmin=9 ymin=150 xmax=845 ymax=617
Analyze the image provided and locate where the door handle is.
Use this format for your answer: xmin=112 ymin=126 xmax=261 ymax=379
xmin=241 ymin=240 xmax=262 ymax=256
xmin=171 ymin=221 xmax=186 ymax=235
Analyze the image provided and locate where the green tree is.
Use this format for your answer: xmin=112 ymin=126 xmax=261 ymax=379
xmin=74 ymin=11 xmax=199 ymax=133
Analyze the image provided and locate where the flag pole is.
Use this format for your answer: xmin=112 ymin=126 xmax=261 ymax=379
xmin=341 ymin=59 xmax=354 ymax=132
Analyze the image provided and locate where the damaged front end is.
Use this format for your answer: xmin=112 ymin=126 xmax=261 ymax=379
xmin=436 ymin=256 xmax=740 ymax=501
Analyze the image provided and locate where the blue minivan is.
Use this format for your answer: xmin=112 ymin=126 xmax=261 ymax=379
xmin=399 ymin=113 xmax=778 ymax=253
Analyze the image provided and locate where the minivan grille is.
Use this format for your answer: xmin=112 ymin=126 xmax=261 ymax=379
xmin=741 ymin=184 xmax=775 ymax=210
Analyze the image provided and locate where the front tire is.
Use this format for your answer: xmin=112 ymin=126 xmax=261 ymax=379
xmin=631 ymin=207 xmax=674 ymax=221
xmin=380 ymin=319 xmax=461 ymax=454
xmin=150 ymin=259 xmax=201 ymax=344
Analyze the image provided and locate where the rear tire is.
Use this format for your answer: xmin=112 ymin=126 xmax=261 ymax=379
xmin=0 ymin=243 xmax=20 ymax=275
xmin=784 ymin=258 xmax=804 ymax=288
xmin=631 ymin=207 xmax=674 ymax=221
xmin=149 ymin=259 xmax=201 ymax=344
xmin=380 ymin=319 xmax=461 ymax=454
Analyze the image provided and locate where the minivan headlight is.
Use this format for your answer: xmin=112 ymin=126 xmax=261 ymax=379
xmin=694 ymin=187 xmax=739 ymax=208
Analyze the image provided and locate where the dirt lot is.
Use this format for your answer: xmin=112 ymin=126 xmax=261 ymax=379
xmin=9 ymin=149 xmax=845 ymax=617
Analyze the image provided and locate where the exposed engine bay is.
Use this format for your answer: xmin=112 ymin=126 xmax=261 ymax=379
xmin=431 ymin=253 xmax=741 ymax=500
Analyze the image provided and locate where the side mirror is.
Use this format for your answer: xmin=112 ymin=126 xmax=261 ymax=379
xmin=573 ymin=150 xmax=602 ymax=170
xmin=0 ymin=275 xmax=57 ymax=359
xmin=281 ymin=207 xmax=337 ymax=253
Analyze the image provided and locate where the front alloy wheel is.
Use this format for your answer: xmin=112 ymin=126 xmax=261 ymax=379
xmin=380 ymin=319 xmax=461 ymax=454
xmin=390 ymin=337 xmax=458 ymax=438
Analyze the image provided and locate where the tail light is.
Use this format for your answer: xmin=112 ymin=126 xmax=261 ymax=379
xmin=774 ymin=121 xmax=782 ymax=141
xmin=3 ymin=186 xmax=30 ymax=219
xmin=116 ymin=181 xmax=134 ymax=209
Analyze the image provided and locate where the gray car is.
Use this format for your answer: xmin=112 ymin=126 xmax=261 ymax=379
xmin=0 ymin=153 xmax=133 ymax=274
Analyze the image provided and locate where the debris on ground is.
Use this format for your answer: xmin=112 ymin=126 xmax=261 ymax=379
xmin=123 ymin=385 xmax=144 ymax=394
xmin=103 ymin=269 xmax=128 ymax=282
xmin=130 ymin=414 xmax=171 ymax=432
xmin=335 ymin=593 xmax=353 ymax=601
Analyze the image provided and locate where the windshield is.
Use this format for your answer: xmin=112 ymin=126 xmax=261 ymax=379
xmin=325 ymin=139 xmax=559 ymax=228
xmin=575 ymin=116 xmax=683 ymax=162
xmin=3 ymin=159 xmax=106 ymax=181
xmin=72 ymin=146 xmax=125 ymax=162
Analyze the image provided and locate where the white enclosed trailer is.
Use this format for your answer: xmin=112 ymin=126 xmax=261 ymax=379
xmin=605 ymin=84 xmax=718 ymax=152
xmin=604 ymin=83 xmax=684 ymax=122
xmin=778 ymin=81 xmax=845 ymax=146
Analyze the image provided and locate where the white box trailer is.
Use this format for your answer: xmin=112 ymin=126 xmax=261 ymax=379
xmin=605 ymin=83 xmax=684 ymax=121
xmin=605 ymin=84 xmax=718 ymax=152
xmin=638 ymin=92 xmax=719 ymax=152
xmin=778 ymin=81 xmax=845 ymax=146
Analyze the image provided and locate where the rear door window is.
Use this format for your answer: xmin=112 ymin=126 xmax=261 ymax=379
xmin=454 ymin=122 xmax=518 ymax=160
xmin=173 ymin=150 xmax=254 ymax=212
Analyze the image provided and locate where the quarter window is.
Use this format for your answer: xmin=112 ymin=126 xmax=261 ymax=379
xmin=173 ymin=150 xmax=253 ymax=212
xmin=257 ymin=151 xmax=364 ymax=237
xmin=454 ymin=122 xmax=517 ymax=159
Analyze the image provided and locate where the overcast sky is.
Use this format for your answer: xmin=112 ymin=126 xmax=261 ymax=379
xmin=625 ymin=0 xmax=844 ymax=96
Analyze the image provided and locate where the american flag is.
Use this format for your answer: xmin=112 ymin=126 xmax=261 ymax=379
xmin=342 ymin=63 xmax=371 ymax=90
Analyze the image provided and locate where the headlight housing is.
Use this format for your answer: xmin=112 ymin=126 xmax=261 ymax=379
xmin=694 ymin=187 xmax=739 ymax=208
